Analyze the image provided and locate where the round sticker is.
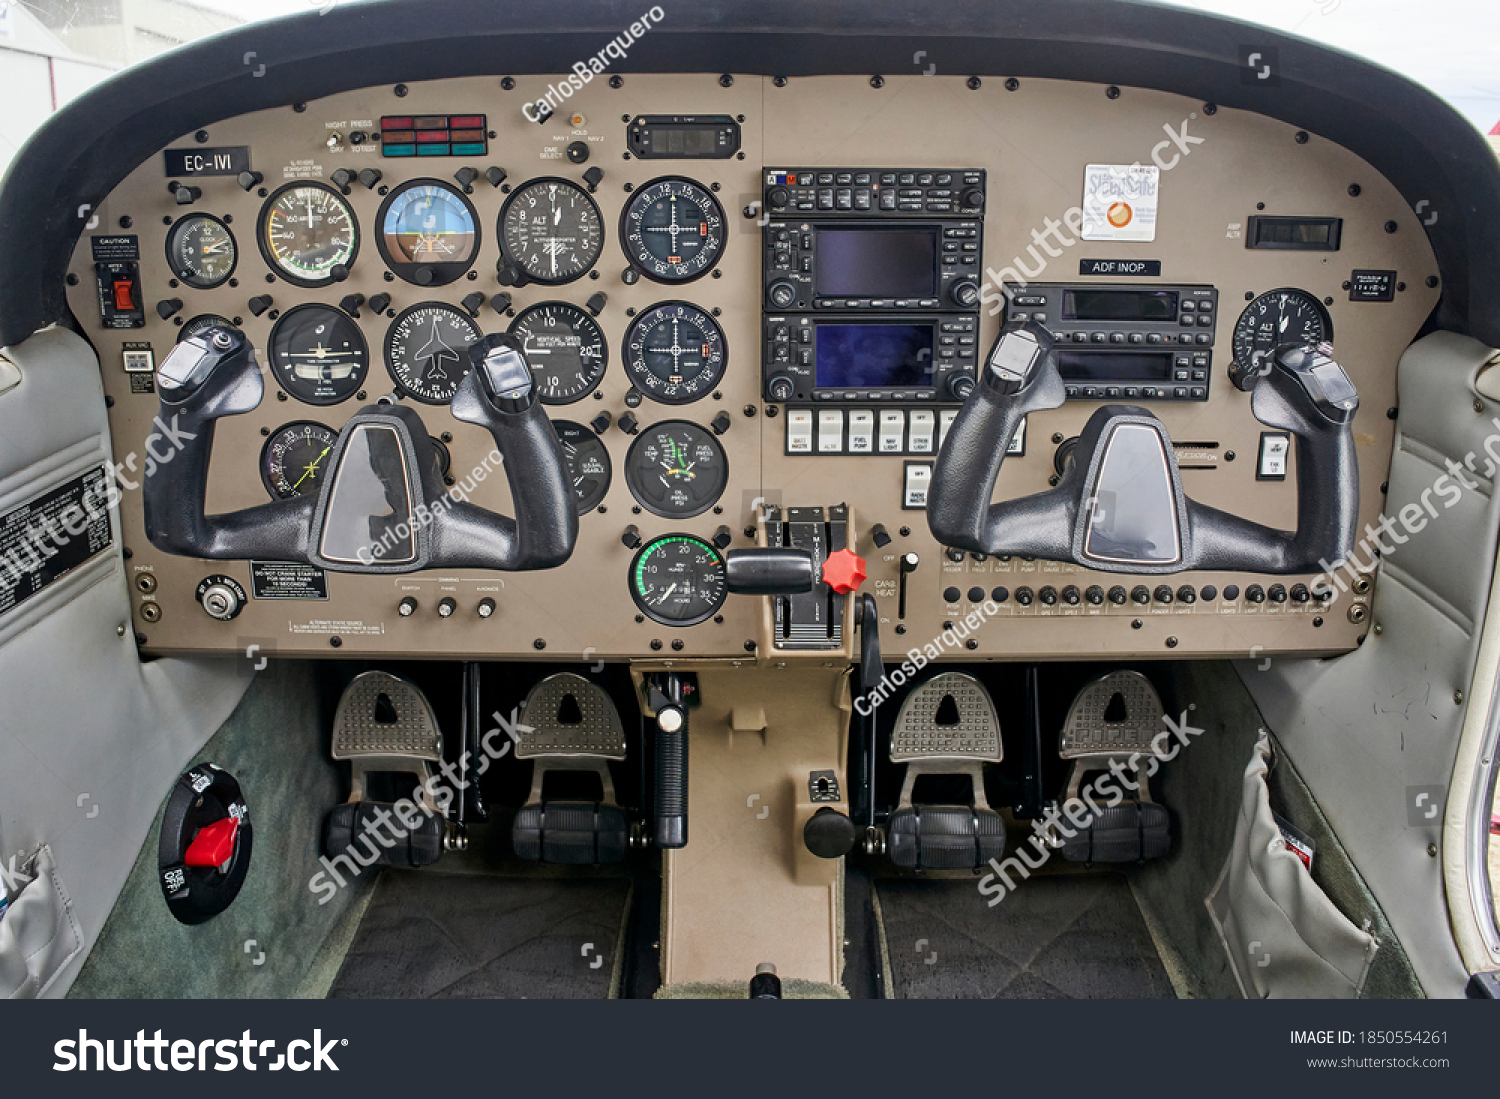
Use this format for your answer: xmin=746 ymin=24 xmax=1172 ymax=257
xmin=1108 ymin=202 xmax=1133 ymax=228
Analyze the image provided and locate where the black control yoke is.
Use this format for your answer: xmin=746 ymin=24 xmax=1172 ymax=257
xmin=927 ymin=322 xmax=1359 ymax=574
xmin=142 ymin=326 xmax=577 ymax=573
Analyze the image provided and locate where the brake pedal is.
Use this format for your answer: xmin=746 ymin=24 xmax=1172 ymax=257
xmin=1053 ymin=670 xmax=1171 ymax=862
xmin=512 ymin=673 xmax=635 ymax=864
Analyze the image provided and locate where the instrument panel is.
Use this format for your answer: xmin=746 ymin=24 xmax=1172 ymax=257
xmin=66 ymin=74 xmax=1441 ymax=661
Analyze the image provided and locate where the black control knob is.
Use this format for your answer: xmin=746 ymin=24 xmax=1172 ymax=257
xmin=768 ymin=281 xmax=798 ymax=309
xmin=621 ymin=267 xmax=640 ymax=285
xmin=329 ymin=264 xmax=349 ymax=283
xmin=236 ymin=170 xmax=263 ymax=192
xmin=1083 ymin=585 xmax=1104 ymax=605
xmin=949 ymin=279 xmax=980 ymax=308
xmin=172 ymin=183 xmax=201 ymax=205
xmin=1062 ymin=585 xmax=1081 ymax=605
xmin=1176 ymin=585 xmax=1197 ymax=605
xmin=330 ymin=168 xmax=356 ymax=192
xmin=623 ymin=387 xmax=643 ymax=408
xmin=768 ymin=186 xmax=791 ymax=209
xmin=477 ymin=598 xmax=496 ymax=619
xmin=1131 ymin=585 xmax=1151 ymax=605
xmin=460 ymin=291 xmax=485 ymax=318
xmin=358 ymin=168 xmax=383 ymax=189
xmin=946 ymin=548 xmax=965 ymax=563
xmin=767 ymin=376 xmax=794 ymax=402
xmin=1039 ymin=585 xmax=1058 ymax=605
xmin=710 ymin=411 xmax=732 ymax=435
xmin=621 ymin=525 xmax=642 ymax=550
xmin=1268 ymin=583 xmax=1288 ymax=604
xmin=990 ymin=586 xmax=1009 ymax=603
xmin=489 ymin=292 xmax=512 ymax=314
xmin=453 ymin=166 xmax=479 ymax=189
xmin=589 ymin=411 xmax=612 ymax=434
xmin=413 ymin=266 xmax=436 ymax=286
xmin=485 ymin=166 xmax=508 ymax=188
xmin=1108 ymin=585 xmax=1128 ymax=605
xmin=582 ymin=165 xmax=604 ymax=191
xmin=156 ymin=298 xmax=183 ymax=321
xmin=947 ymin=373 xmax=975 ymax=401
xmin=1290 ymin=583 xmax=1311 ymax=603
xmin=1015 ymin=586 xmax=1035 ymax=607
xmin=1153 ymin=585 xmax=1174 ymax=605
xmin=960 ymin=187 xmax=984 ymax=209
xmin=497 ymin=262 xmax=528 ymax=287
xmin=870 ymin=523 xmax=892 ymax=549
xmin=437 ymin=597 xmax=457 ymax=618
xmin=803 ymin=807 xmax=857 ymax=859
xmin=1245 ymin=584 xmax=1266 ymax=604
xmin=247 ymin=295 xmax=273 ymax=317
xmin=398 ymin=597 xmax=419 ymax=617
xmin=563 ymin=141 xmax=589 ymax=165
xmin=339 ymin=293 xmax=365 ymax=316
xmin=943 ymin=586 xmax=961 ymax=604
xmin=585 ymin=291 xmax=608 ymax=317
xmin=712 ymin=525 xmax=733 ymax=550
xmin=618 ymin=412 xmax=639 ymax=435
xmin=368 ymin=292 xmax=392 ymax=314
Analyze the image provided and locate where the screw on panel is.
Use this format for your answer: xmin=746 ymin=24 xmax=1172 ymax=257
xmin=967 ymin=77 xmax=981 ymax=90
xmin=1106 ymin=86 xmax=1120 ymax=99
xmin=1294 ymin=131 xmax=1309 ymax=144
xmin=870 ymin=75 xmax=885 ymax=88
xmin=1347 ymin=184 xmax=1361 ymax=196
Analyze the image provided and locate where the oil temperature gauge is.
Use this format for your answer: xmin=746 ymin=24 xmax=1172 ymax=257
xmin=629 ymin=533 xmax=727 ymax=626
xmin=623 ymin=420 xmax=728 ymax=518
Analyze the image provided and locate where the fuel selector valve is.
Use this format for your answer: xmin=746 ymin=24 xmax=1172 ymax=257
xmin=926 ymin=321 xmax=1360 ymax=575
xmin=142 ymin=326 xmax=578 ymax=575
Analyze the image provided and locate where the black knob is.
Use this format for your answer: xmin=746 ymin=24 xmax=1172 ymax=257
xmin=172 ymin=184 xmax=201 ymax=205
xmin=585 ymin=291 xmax=608 ymax=316
xmin=624 ymin=387 xmax=643 ymax=408
xmin=398 ymin=596 xmax=419 ymax=617
xmin=767 ymin=376 xmax=794 ymax=402
xmin=1268 ymin=583 xmax=1288 ymax=604
xmin=946 ymin=548 xmax=965 ymax=563
xmin=497 ymin=263 xmax=527 ymax=287
xmin=768 ymin=186 xmax=791 ymax=209
xmin=453 ymin=166 xmax=479 ymax=188
xmin=1154 ymin=585 xmax=1174 ymax=605
xmin=246 ymin=295 xmax=273 ymax=317
xmin=1290 ymin=583 xmax=1311 ymax=603
xmin=589 ymin=411 xmax=612 ymax=434
xmin=1224 ymin=584 xmax=1242 ymax=600
xmin=1131 ymin=585 xmax=1151 ymax=605
xmin=1228 ymin=357 xmax=1263 ymax=393
xmin=712 ymin=525 xmax=733 ymax=550
xmin=711 ymin=411 xmax=732 ymax=435
xmin=485 ymin=166 xmax=508 ymax=188
xmin=476 ymin=597 xmax=496 ymax=619
xmin=566 ymin=141 xmax=590 ymax=164
xmin=948 ymin=373 xmax=975 ymax=401
xmin=155 ymin=298 xmax=183 ymax=320
xmin=437 ymin=597 xmax=457 ymax=618
xmin=803 ymin=808 xmax=857 ymax=859
xmin=1176 ymin=585 xmax=1197 ymax=604
xmin=950 ymin=279 xmax=980 ymax=308
xmin=768 ymin=281 xmax=798 ymax=309
xmin=461 ymin=291 xmax=485 ymax=318
xmin=339 ymin=293 xmax=365 ymax=316
xmin=990 ymin=586 xmax=1009 ymax=603
xmin=414 ymin=266 xmax=435 ymax=286
xmin=1039 ymin=585 xmax=1058 ymax=605
xmin=358 ymin=168 xmax=383 ymax=189
xmin=1201 ymin=585 xmax=1219 ymax=601
xmin=618 ymin=412 xmax=639 ymax=435
xmin=621 ymin=525 xmax=642 ymax=550
xmin=870 ymin=523 xmax=892 ymax=549
xmin=236 ymin=170 xmax=263 ymax=192
xmin=621 ymin=267 xmax=640 ymax=285
xmin=1246 ymin=584 xmax=1266 ymax=603
xmin=330 ymin=168 xmax=355 ymax=192
xmin=1015 ymin=586 xmax=1035 ymax=606
xmin=943 ymin=586 xmax=961 ymax=604
xmin=489 ymin=292 xmax=512 ymax=314
xmin=582 ymin=165 xmax=604 ymax=191
xmin=367 ymin=292 xmax=392 ymax=314
xmin=1062 ymin=585 xmax=1081 ymax=605
xmin=330 ymin=264 xmax=349 ymax=283
xmin=900 ymin=552 xmax=920 ymax=574
xmin=960 ymin=187 xmax=984 ymax=208
xmin=1108 ymin=585 xmax=1128 ymax=605
xmin=1085 ymin=585 xmax=1105 ymax=605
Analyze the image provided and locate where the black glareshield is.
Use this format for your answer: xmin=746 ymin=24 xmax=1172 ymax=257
xmin=927 ymin=321 xmax=1360 ymax=575
xmin=142 ymin=325 xmax=577 ymax=573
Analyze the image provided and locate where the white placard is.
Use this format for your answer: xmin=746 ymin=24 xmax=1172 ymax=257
xmin=1081 ymin=164 xmax=1160 ymax=242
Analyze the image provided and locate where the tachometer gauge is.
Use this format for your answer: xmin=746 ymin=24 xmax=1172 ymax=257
xmin=507 ymin=302 xmax=607 ymax=404
xmin=553 ymin=420 xmax=612 ymax=514
xmin=619 ymin=177 xmax=726 ymax=283
xmin=623 ymin=420 xmax=728 ymax=519
xmin=166 ymin=214 xmax=236 ymax=289
xmin=1232 ymin=289 xmax=1333 ymax=373
xmin=499 ymin=178 xmax=604 ymax=285
xmin=629 ymin=533 xmax=727 ymax=626
xmin=376 ymin=179 xmax=480 ymax=286
xmin=623 ymin=301 xmax=726 ymax=404
xmin=177 ymin=313 xmax=234 ymax=343
xmin=268 ymin=304 xmax=369 ymax=405
xmin=258 ymin=181 xmax=359 ymax=287
xmin=260 ymin=421 xmax=337 ymax=500
xmin=385 ymin=302 xmax=481 ymax=404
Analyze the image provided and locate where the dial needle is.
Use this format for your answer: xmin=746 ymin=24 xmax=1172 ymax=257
xmin=291 ymin=446 xmax=331 ymax=490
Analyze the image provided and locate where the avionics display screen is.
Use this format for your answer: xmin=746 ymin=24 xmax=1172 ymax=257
xmin=813 ymin=227 xmax=938 ymax=298
xmin=1062 ymin=289 xmax=1179 ymax=321
xmin=1058 ymin=350 xmax=1175 ymax=382
xmin=815 ymin=323 xmax=935 ymax=388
